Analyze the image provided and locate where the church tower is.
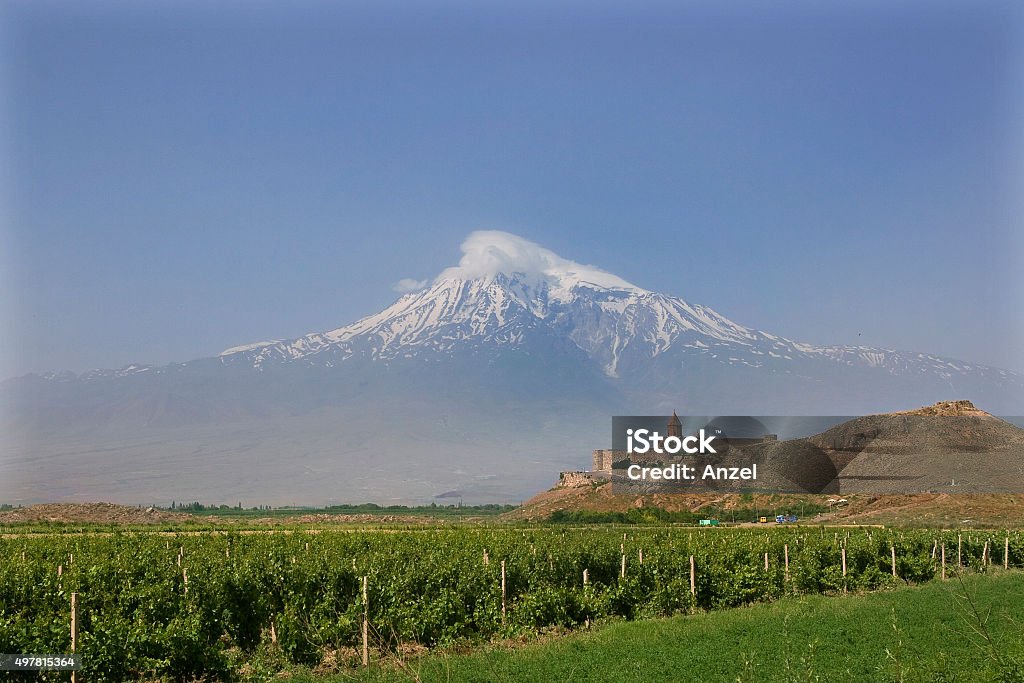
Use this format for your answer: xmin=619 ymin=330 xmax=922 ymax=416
xmin=667 ymin=411 xmax=682 ymax=439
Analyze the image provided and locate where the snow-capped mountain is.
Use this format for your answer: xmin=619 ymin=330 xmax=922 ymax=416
xmin=215 ymin=230 xmax=1016 ymax=408
xmin=2 ymin=231 xmax=1021 ymax=505
xmin=218 ymin=271 xmax=762 ymax=374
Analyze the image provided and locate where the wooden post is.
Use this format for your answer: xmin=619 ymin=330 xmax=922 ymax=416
xmin=784 ymin=544 xmax=790 ymax=582
xmin=764 ymin=552 xmax=769 ymax=571
xmin=842 ymin=547 xmax=847 ymax=592
xmin=583 ymin=568 xmax=589 ymax=585
xmin=500 ymin=561 xmax=507 ymax=624
xmin=891 ymin=546 xmax=897 ymax=578
xmin=941 ymin=544 xmax=946 ymax=580
xmin=983 ymin=541 xmax=989 ymax=567
xmin=931 ymin=540 xmax=937 ymax=559
xmin=483 ymin=549 xmax=489 ymax=566
xmin=958 ymin=535 xmax=962 ymax=567
xmin=621 ymin=554 xmax=626 ymax=578
xmin=1005 ymin=536 xmax=1010 ymax=570
xmin=183 ymin=568 xmax=188 ymax=596
xmin=689 ymin=555 xmax=695 ymax=596
xmin=361 ymin=576 xmax=368 ymax=667
xmin=270 ymin=620 xmax=277 ymax=644
xmin=70 ymin=593 xmax=77 ymax=683
xmin=639 ymin=548 xmax=643 ymax=565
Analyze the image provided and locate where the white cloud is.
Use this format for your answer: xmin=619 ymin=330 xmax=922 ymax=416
xmin=436 ymin=230 xmax=640 ymax=294
xmin=392 ymin=278 xmax=428 ymax=293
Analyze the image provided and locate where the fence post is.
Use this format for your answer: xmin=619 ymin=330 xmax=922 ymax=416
xmin=70 ymin=593 xmax=77 ymax=683
xmin=842 ymin=547 xmax=847 ymax=593
xmin=784 ymin=544 xmax=790 ymax=582
xmin=958 ymin=535 xmax=962 ymax=567
xmin=689 ymin=555 xmax=695 ymax=596
xmin=891 ymin=546 xmax=897 ymax=578
xmin=941 ymin=544 xmax=946 ymax=580
xmin=1006 ymin=536 xmax=1010 ymax=570
xmin=501 ymin=561 xmax=507 ymax=624
xmin=362 ymin=576 xmax=369 ymax=667
xmin=764 ymin=552 xmax=769 ymax=571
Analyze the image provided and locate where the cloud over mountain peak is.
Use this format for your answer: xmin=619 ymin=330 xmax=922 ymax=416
xmin=435 ymin=230 xmax=641 ymax=296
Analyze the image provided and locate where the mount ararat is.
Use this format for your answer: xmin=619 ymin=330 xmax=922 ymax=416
xmin=3 ymin=231 xmax=1021 ymax=504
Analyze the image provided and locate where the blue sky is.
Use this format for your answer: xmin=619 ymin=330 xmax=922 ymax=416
xmin=3 ymin=0 xmax=1022 ymax=379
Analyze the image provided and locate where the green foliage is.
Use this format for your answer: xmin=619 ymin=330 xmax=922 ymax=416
xmin=0 ymin=526 xmax=1013 ymax=680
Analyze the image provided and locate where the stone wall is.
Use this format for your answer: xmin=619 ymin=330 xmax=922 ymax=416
xmin=558 ymin=471 xmax=595 ymax=488
xmin=591 ymin=449 xmax=625 ymax=473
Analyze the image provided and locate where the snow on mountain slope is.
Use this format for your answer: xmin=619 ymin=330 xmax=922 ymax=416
xmin=217 ymin=231 xmax=1015 ymax=392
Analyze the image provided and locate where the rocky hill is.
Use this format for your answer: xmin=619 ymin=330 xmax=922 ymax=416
xmin=518 ymin=401 xmax=1024 ymax=523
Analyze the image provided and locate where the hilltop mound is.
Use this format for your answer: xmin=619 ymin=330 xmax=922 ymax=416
xmin=895 ymin=400 xmax=993 ymax=417
xmin=806 ymin=400 xmax=1023 ymax=456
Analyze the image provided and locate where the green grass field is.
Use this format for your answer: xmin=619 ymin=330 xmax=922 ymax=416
xmin=323 ymin=572 xmax=1024 ymax=683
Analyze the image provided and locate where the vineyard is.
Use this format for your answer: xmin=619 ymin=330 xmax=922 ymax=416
xmin=1 ymin=526 xmax=1021 ymax=681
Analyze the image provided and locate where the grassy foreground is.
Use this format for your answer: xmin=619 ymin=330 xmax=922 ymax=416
xmin=312 ymin=572 xmax=1024 ymax=683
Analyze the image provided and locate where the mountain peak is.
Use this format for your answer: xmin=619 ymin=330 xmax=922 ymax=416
xmin=433 ymin=230 xmax=646 ymax=302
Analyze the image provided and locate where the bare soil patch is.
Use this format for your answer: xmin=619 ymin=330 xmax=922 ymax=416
xmin=0 ymin=502 xmax=190 ymax=525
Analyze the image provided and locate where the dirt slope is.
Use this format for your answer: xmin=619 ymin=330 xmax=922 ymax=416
xmin=0 ymin=502 xmax=191 ymax=524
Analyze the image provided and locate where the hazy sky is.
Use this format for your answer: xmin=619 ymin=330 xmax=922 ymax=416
xmin=3 ymin=0 xmax=1022 ymax=379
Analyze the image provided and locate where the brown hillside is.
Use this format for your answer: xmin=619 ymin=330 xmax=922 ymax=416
xmin=507 ymin=480 xmax=1024 ymax=527
xmin=807 ymin=400 xmax=1022 ymax=456
xmin=510 ymin=401 xmax=1024 ymax=525
xmin=0 ymin=502 xmax=191 ymax=525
